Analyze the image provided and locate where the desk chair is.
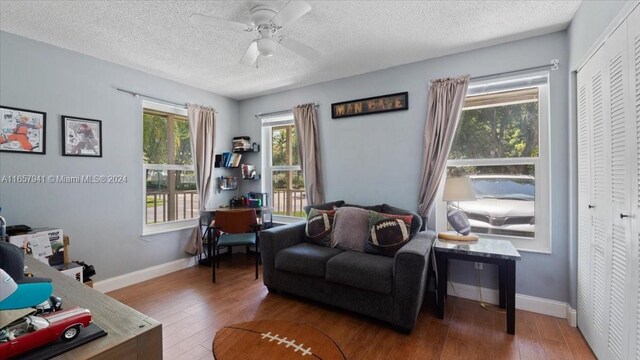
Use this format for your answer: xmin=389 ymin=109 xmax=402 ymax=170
xmin=208 ymin=209 xmax=261 ymax=283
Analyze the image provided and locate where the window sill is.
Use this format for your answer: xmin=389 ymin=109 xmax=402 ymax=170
xmin=142 ymin=219 xmax=198 ymax=237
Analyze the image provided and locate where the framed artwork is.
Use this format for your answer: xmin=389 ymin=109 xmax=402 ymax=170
xmin=0 ymin=106 xmax=47 ymax=154
xmin=331 ymin=92 xmax=408 ymax=119
xmin=62 ymin=115 xmax=102 ymax=157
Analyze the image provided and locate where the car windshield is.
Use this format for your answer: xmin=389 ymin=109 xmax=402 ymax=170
xmin=27 ymin=316 xmax=50 ymax=331
xmin=471 ymin=178 xmax=534 ymax=200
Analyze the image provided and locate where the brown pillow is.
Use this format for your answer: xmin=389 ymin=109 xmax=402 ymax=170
xmin=365 ymin=211 xmax=411 ymax=256
xmin=331 ymin=207 xmax=370 ymax=251
xmin=305 ymin=208 xmax=336 ymax=246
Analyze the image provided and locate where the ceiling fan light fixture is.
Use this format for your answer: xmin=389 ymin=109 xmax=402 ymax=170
xmin=257 ymin=38 xmax=277 ymax=57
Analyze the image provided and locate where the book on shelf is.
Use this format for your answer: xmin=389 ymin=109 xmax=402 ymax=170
xmin=222 ymin=152 xmax=231 ymax=167
xmin=231 ymin=153 xmax=242 ymax=167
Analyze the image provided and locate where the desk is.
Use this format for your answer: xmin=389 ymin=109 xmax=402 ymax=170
xmin=202 ymin=206 xmax=273 ymax=229
xmin=434 ymin=237 xmax=521 ymax=334
xmin=24 ymin=256 xmax=162 ymax=359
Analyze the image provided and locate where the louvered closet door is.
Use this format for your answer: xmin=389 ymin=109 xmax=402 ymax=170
xmin=577 ymin=56 xmax=594 ymax=339
xmin=627 ymin=5 xmax=640 ymax=359
xmin=585 ymin=42 xmax=614 ymax=359
xmin=605 ymin=19 xmax=633 ymax=360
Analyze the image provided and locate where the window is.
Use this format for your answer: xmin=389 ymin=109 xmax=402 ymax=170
xmin=142 ymin=101 xmax=197 ymax=234
xmin=438 ymin=73 xmax=550 ymax=252
xmin=262 ymin=113 xmax=306 ymax=218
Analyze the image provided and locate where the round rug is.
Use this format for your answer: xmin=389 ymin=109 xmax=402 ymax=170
xmin=213 ymin=320 xmax=346 ymax=360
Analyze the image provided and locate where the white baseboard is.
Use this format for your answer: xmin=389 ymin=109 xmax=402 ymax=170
xmin=447 ymin=281 xmax=573 ymax=323
xmin=94 ymin=256 xmax=197 ymax=293
xmin=566 ymin=305 xmax=577 ymax=327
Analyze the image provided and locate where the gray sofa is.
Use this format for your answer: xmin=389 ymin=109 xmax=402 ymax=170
xmin=259 ymin=203 xmax=435 ymax=333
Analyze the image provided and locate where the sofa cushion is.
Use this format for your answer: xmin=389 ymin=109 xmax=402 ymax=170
xmin=326 ymin=251 xmax=394 ymax=294
xmin=331 ymin=206 xmax=370 ymax=251
xmin=275 ymin=243 xmax=343 ymax=278
xmin=365 ymin=211 xmax=411 ymax=257
xmin=303 ymin=200 xmax=345 ymax=215
xmin=381 ymin=204 xmax=422 ymax=238
xmin=305 ymin=208 xmax=336 ymax=246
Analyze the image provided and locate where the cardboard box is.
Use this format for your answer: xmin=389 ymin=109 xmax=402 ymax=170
xmin=53 ymin=262 xmax=83 ymax=283
xmin=8 ymin=228 xmax=65 ymax=265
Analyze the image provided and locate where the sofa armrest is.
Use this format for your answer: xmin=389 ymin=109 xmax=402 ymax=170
xmin=392 ymin=230 xmax=435 ymax=330
xmin=259 ymin=221 xmax=306 ymax=287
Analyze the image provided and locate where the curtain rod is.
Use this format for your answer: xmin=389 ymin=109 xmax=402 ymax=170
xmin=115 ymin=88 xmax=217 ymax=113
xmin=255 ymin=103 xmax=319 ymax=118
xmin=469 ymin=59 xmax=559 ymax=82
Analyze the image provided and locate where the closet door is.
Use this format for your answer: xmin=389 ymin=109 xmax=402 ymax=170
xmin=593 ymin=42 xmax=614 ymax=360
xmin=577 ymin=54 xmax=594 ymax=339
xmin=605 ymin=19 xmax=632 ymax=360
xmin=578 ymin=41 xmax=613 ymax=359
xmin=627 ymin=5 xmax=640 ymax=359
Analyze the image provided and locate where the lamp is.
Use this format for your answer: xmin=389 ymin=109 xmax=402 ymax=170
xmin=442 ymin=177 xmax=476 ymax=235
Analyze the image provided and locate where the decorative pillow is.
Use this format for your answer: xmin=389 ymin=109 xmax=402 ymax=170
xmin=305 ymin=208 xmax=336 ymax=246
xmin=331 ymin=207 xmax=370 ymax=251
xmin=303 ymin=200 xmax=345 ymax=216
xmin=342 ymin=203 xmax=384 ymax=212
xmin=365 ymin=211 xmax=412 ymax=256
xmin=381 ymin=204 xmax=422 ymax=237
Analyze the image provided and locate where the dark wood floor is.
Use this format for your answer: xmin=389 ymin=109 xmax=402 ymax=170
xmin=107 ymin=255 xmax=595 ymax=360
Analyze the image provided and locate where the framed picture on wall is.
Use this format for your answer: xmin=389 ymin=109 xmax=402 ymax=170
xmin=62 ymin=115 xmax=102 ymax=157
xmin=0 ymin=105 xmax=47 ymax=154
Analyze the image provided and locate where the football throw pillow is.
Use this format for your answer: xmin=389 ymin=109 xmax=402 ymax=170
xmin=306 ymin=208 xmax=336 ymax=246
xmin=365 ymin=211 xmax=412 ymax=256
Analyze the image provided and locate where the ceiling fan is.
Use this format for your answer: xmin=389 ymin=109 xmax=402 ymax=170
xmin=190 ymin=1 xmax=320 ymax=66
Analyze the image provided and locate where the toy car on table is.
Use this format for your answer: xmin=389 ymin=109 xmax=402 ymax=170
xmin=0 ymin=307 xmax=92 ymax=359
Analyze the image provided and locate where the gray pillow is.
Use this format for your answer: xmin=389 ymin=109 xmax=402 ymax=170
xmin=342 ymin=203 xmax=383 ymax=212
xmin=331 ymin=206 xmax=370 ymax=251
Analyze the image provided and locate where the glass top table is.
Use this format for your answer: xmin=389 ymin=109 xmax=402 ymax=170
xmin=433 ymin=237 xmax=521 ymax=261
xmin=433 ymin=236 xmax=521 ymax=334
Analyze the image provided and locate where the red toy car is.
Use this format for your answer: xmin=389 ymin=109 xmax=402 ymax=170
xmin=0 ymin=307 xmax=92 ymax=359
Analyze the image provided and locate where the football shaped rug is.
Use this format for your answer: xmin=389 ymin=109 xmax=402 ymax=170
xmin=213 ymin=320 xmax=346 ymax=360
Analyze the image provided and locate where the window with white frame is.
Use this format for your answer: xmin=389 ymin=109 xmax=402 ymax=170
xmin=438 ymin=73 xmax=551 ymax=252
xmin=142 ymin=101 xmax=198 ymax=234
xmin=261 ymin=113 xmax=306 ymax=219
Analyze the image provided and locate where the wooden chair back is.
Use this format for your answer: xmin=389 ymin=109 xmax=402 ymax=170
xmin=214 ymin=209 xmax=258 ymax=234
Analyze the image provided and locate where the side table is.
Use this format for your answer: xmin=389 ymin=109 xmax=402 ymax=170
xmin=434 ymin=237 xmax=521 ymax=334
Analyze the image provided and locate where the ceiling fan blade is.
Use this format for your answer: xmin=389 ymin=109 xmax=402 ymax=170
xmin=271 ymin=1 xmax=312 ymax=26
xmin=280 ymin=37 xmax=320 ymax=60
xmin=189 ymin=14 xmax=251 ymax=32
xmin=240 ymin=41 xmax=259 ymax=66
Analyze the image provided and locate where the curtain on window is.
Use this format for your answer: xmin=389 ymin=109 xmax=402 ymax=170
xmin=417 ymin=75 xmax=470 ymax=220
xmin=293 ymin=103 xmax=325 ymax=205
xmin=185 ymin=104 xmax=216 ymax=255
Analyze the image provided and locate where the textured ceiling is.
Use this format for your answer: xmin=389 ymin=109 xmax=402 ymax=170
xmin=0 ymin=1 xmax=581 ymax=100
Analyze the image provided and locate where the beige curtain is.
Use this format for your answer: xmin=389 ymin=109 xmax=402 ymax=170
xmin=293 ymin=103 xmax=325 ymax=205
xmin=184 ymin=104 xmax=216 ymax=255
xmin=417 ymin=75 xmax=470 ymax=218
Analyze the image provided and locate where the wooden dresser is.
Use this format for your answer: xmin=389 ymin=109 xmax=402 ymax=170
xmin=24 ymin=256 xmax=162 ymax=359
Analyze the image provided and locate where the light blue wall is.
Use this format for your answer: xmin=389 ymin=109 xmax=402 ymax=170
xmin=568 ymin=0 xmax=631 ymax=70
xmin=0 ymin=31 xmax=240 ymax=280
xmin=565 ymin=0 xmax=634 ymax=309
xmin=239 ymin=32 xmax=570 ymax=302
